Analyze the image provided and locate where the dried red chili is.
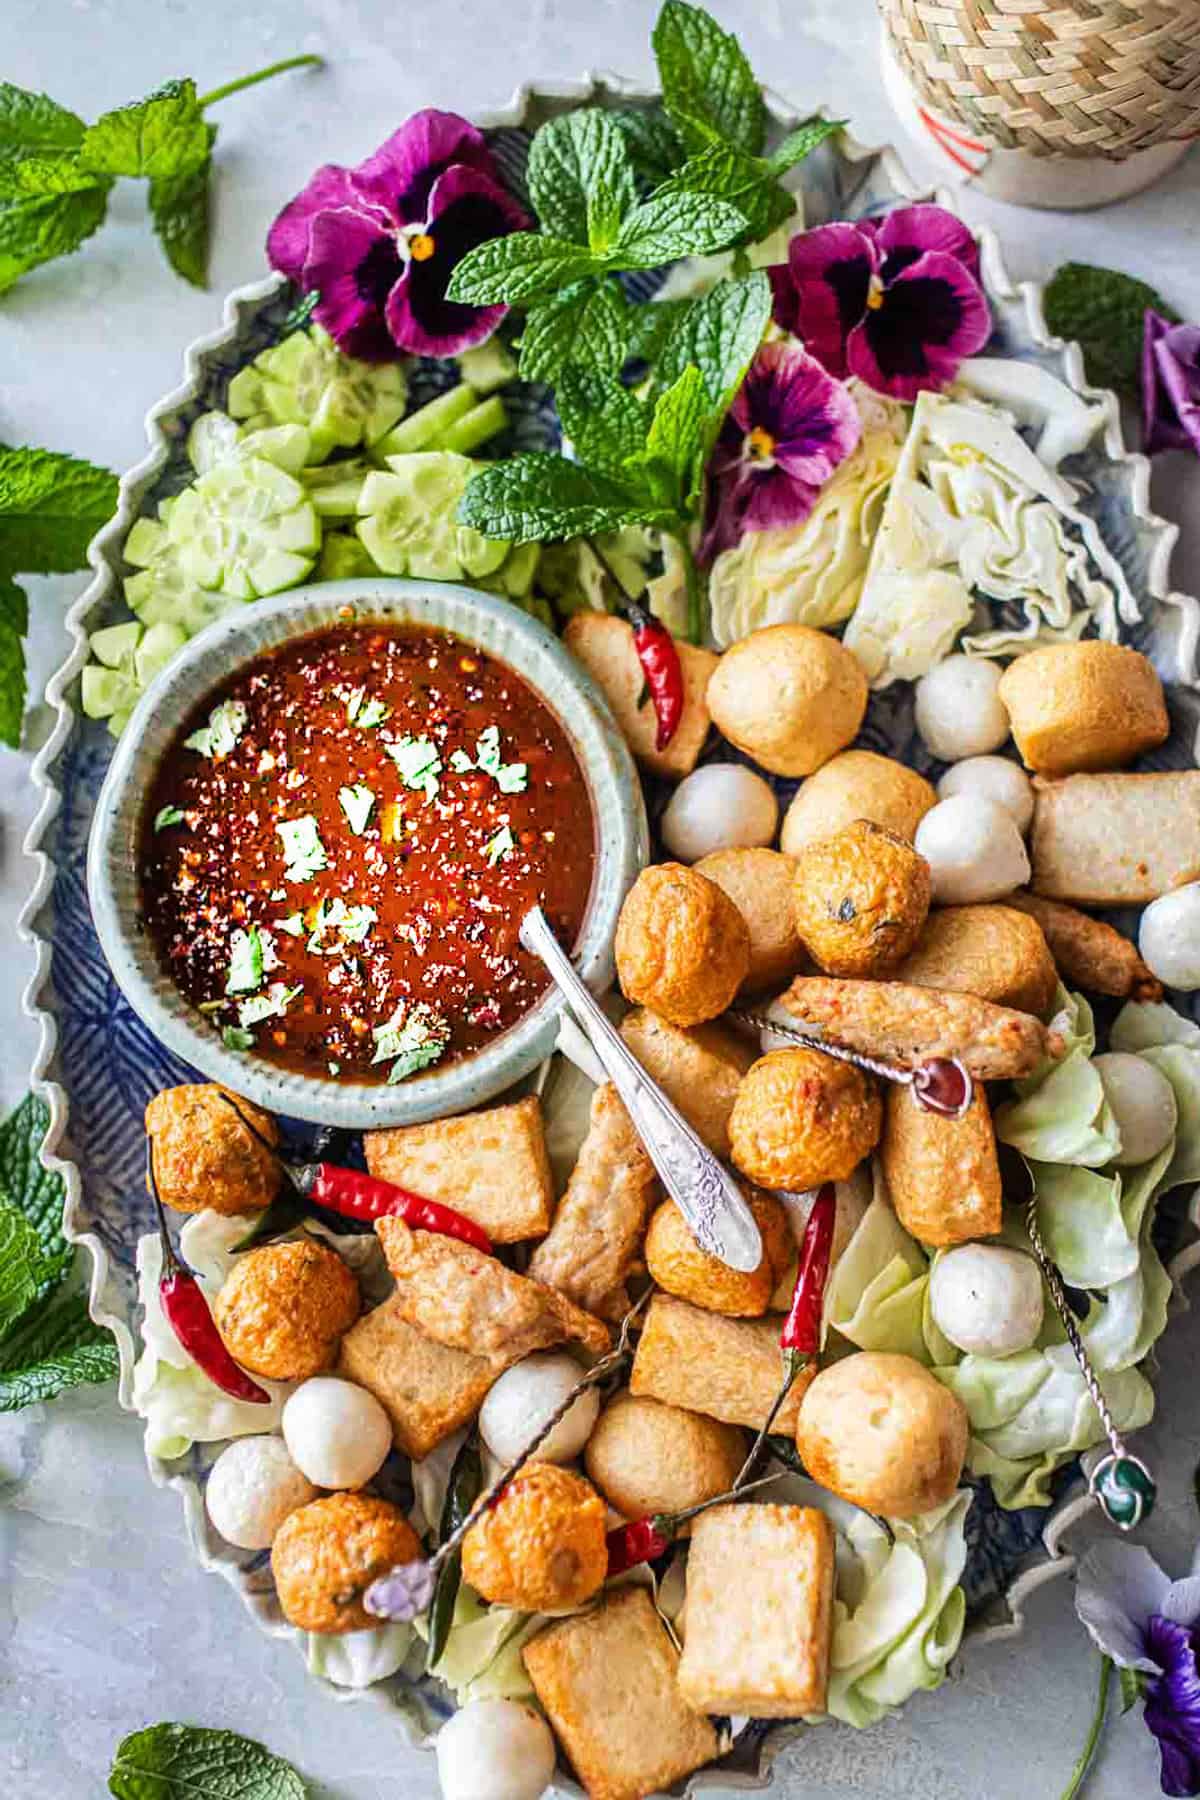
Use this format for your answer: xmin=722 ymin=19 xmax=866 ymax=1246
xmin=626 ymin=603 xmax=684 ymax=751
xmin=780 ymin=1181 xmax=837 ymax=1370
xmin=604 ymin=1471 xmax=783 ymax=1577
xmin=299 ymin=1162 xmax=493 ymax=1253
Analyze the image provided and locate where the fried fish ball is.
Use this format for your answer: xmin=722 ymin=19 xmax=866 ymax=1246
xmin=618 ymin=1009 xmax=755 ymax=1157
xmin=461 ymin=1462 xmax=608 ymax=1614
xmin=999 ymin=641 xmax=1169 ymax=776
xmin=584 ymin=1392 xmax=747 ymax=1520
xmin=791 ymin=821 xmax=931 ymax=977
xmin=707 ymin=625 xmax=868 ymax=778
xmin=781 ymin=750 xmax=937 ymax=857
xmin=272 ymin=1491 xmax=422 ymax=1634
xmin=145 ymin=1083 xmax=280 ymax=1216
xmin=614 ymin=863 xmax=750 ymax=1027
xmin=795 ymin=1351 xmax=968 ymax=1518
xmin=644 ymin=1191 xmax=793 ymax=1316
xmin=214 ymin=1239 xmax=360 ymax=1381
xmin=694 ymin=848 xmax=808 ymax=993
xmin=729 ymin=1049 xmax=882 ymax=1192
xmin=892 ymin=903 xmax=1058 ymax=1017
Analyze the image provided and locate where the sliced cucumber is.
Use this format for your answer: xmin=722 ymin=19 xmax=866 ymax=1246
xmin=187 ymin=411 xmax=242 ymax=475
xmin=124 ymin=516 xmax=168 ymax=569
xmin=237 ymin=423 xmax=312 ymax=475
xmin=438 ymin=396 xmax=507 ymax=457
xmin=227 ymin=326 xmax=408 ymax=461
xmin=372 ymin=385 xmax=476 ymax=459
xmin=494 ymin=540 xmax=540 ymax=600
xmin=318 ymin=531 xmax=380 ymax=582
xmin=134 ymin=619 xmax=187 ymax=687
xmin=125 ymin=551 xmax=238 ymax=637
xmin=167 ymin=456 xmax=319 ymax=600
xmin=82 ymin=663 xmax=137 ymax=720
xmin=456 ymin=338 xmax=517 ymax=396
xmin=301 ymin=459 xmax=370 ymax=519
xmin=89 ymin=621 xmax=143 ymax=669
xmin=357 ymin=453 xmax=509 ymax=583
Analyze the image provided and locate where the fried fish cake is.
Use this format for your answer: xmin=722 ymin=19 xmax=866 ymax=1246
xmin=614 ymin=863 xmax=750 ymax=1027
xmin=881 ymin=1081 xmax=1002 ymax=1248
xmin=998 ymin=641 xmax=1168 ymax=776
xmin=728 ymin=1048 xmax=882 ymax=1192
xmin=214 ymin=1239 xmax=360 ymax=1380
xmin=694 ymin=847 xmax=808 ymax=994
xmin=272 ymin=1492 xmax=421 ymax=1634
xmin=145 ymin=1083 xmax=280 ymax=1216
xmin=584 ymin=1393 xmax=747 ymax=1520
xmin=462 ymin=1462 xmax=608 ymax=1613
xmin=893 ymin=903 xmax=1059 ymax=1017
xmin=617 ymin=1009 xmax=755 ymax=1156
xmin=792 ymin=820 xmax=931 ymax=977
xmin=644 ymin=1190 xmax=793 ymax=1317
xmin=778 ymin=976 xmax=1055 ymax=1080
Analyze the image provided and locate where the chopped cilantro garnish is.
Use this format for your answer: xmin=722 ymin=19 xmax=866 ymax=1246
xmin=386 ymin=734 xmax=442 ymax=801
xmin=154 ymin=804 xmax=185 ymax=831
xmin=184 ymin=698 xmax=248 ymax=760
xmin=449 ymin=749 xmax=475 ymax=774
xmin=221 ymin=1024 xmax=254 ymax=1052
xmin=327 ymin=1060 xmax=341 ymax=1076
xmin=225 ymin=925 xmax=266 ymax=996
xmin=237 ymin=982 xmax=302 ymax=1028
xmin=483 ymin=823 xmax=516 ymax=866
xmin=276 ymin=912 xmax=304 ymax=937
xmin=454 ymin=724 xmax=528 ymax=794
xmin=338 ymin=783 xmax=376 ymax=835
xmin=276 ymin=814 xmax=327 ymax=883
xmin=345 ymin=687 xmax=390 ymax=729
xmin=370 ymin=1001 xmax=450 ymax=1083
xmin=307 ymin=897 xmax=377 ymax=953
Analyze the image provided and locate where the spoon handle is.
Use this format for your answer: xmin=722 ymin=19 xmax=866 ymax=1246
xmin=520 ymin=905 xmax=763 ymax=1274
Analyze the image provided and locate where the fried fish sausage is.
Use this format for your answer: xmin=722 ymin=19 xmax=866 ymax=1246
xmin=375 ymin=1216 xmax=611 ymax=1360
xmin=880 ymin=1082 xmax=1002 ymax=1247
xmin=778 ymin=976 xmax=1054 ymax=1080
xmin=1030 ymin=772 xmax=1200 ymax=905
xmin=527 ymin=1084 xmax=659 ymax=1319
xmin=1006 ymin=892 xmax=1163 ymax=1002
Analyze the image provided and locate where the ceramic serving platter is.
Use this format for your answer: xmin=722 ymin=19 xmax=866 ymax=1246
xmin=18 ymin=70 xmax=1200 ymax=1796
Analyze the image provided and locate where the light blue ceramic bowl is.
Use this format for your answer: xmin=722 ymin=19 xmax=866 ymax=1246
xmin=86 ymin=577 xmax=648 ymax=1127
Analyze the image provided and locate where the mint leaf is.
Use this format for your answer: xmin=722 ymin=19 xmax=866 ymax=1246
xmin=656 ymin=142 xmax=793 ymax=245
xmin=518 ymin=278 xmax=629 ymax=383
xmin=446 ymin=232 xmax=601 ymax=306
xmin=148 ymin=120 xmax=215 ymax=287
xmin=0 ymin=1289 xmax=118 ymax=1412
xmin=0 ymin=1093 xmax=71 ymax=1279
xmin=1043 ymin=261 xmax=1178 ymax=396
xmin=0 ymin=444 xmax=117 ymax=578
xmin=80 ymin=78 xmax=210 ymax=180
xmin=629 ymin=364 xmax=709 ymax=511
xmin=108 ymin=1722 xmax=307 ymax=1799
xmin=556 ymin=367 xmax=650 ymax=474
xmin=767 ymin=116 xmax=843 ymax=175
xmin=652 ymin=0 xmax=766 ymax=157
xmin=587 ymin=176 xmax=625 ymax=256
xmin=0 ymin=593 xmax=24 ymax=747
xmin=0 ymin=83 xmax=84 ymax=153
xmin=611 ymin=107 xmax=683 ymax=188
xmin=611 ymin=189 xmax=746 ymax=267
xmin=526 ymin=108 xmax=637 ymax=244
xmin=459 ymin=453 xmax=668 ymax=543
xmin=0 ymin=163 xmax=110 ymax=293
xmin=0 ymin=1202 xmax=41 ymax=1339
xmin=627 ymin=297 xmax=689 ymax=365
xmin=656 ymin=268 xmax=771 ymax=408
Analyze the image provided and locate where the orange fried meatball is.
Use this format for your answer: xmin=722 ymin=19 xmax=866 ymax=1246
xmin=271 ymin=1491 xmax=421 ymax=1633
xmin=614 ymin=863 xmax=750 ymax=1028
xmin=461 ymin=1462 xmax=608 ymax=1613
xmin=214 ymin=1239 xmax=360 ymax=1381
xmin=644 ymin=1191 xmax=793 ymax=1316
xmin=145 ymin=1083 xmax=280 ymax=1216
xmin=792 ymin=821 xmax=931 ymax=977
xmin=728 ymin=1048 xmax=881 ymax=1192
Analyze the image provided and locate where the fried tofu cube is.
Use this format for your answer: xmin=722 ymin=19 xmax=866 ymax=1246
xmin=630 ymin=1294 xmax=814 ymax=1431
xmin=522 ymin=1586 xmax=719 ymax=1800
xmin=336 ymin=1295 xmax=497 ymax=1460
xmin=564 ymin=612 xmax=717 ymax=780
xmin=364 ymin=1096 xmax=553 ymax=1243
xmin=678 ymin=1504 xmax=835 ymax=1717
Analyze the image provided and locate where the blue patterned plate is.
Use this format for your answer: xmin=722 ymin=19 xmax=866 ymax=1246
xmin=18 ymin=71 xmax=1200 ymax=1794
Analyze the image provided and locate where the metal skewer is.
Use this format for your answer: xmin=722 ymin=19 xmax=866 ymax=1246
xmin=728 ymin=1007 xmax=974 ymax=1119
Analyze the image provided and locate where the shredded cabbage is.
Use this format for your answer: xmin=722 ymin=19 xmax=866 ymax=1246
xmin=843 ymin=391 xmax=1135 ymax=685
xmin=425 ymin=1586 xmax=541 ymax=1706
xmin=306 ymin=1623 xmax=416 ymax=1689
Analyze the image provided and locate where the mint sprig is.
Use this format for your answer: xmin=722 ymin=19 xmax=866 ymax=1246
xmin=652 ymin=0 xmax=766 ymax=157
xmin=518 ymin=278 xmax=630 ymax=383
xmin=1043 ymin=261 xmax=1179 ymax=396
xmin=526 ymin=108 xmax=639 ymax=245
xmin=0 ymin=55 xmax=320 ymax=295
xmin=108 ymin=1723 xmax=307 ymax=1799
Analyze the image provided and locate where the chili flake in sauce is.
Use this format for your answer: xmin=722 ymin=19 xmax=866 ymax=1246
xmin=139 ymin=621 xmax=597 ymax=1083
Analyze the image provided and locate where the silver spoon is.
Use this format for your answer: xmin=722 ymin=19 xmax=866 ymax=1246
xmin=520 ymin=905 xmax=763 ymax=1273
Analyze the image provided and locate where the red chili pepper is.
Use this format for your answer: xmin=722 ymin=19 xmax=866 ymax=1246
xmin=606 ymin=1516 xmax=672 ymax=1577
xmin=781 ymin=1181 xmax=837 ymax=1365
xmin=159 ymin=1267 xmax=271 ymax=1404
xmin=304 ymin=1163 xmax=493 ymax=1254
xmin=626 ymin=604 xmax=684 ymax=751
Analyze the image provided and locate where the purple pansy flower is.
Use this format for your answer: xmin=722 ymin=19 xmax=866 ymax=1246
xmin=770 ymin=202 xmax=991 ymax=400
xmin=268 ymin=110 xmax=530 ymax=362
xmin=1142 ymin=309 xmax=1200 ymax=456
xmin=1076 ymin=1540 xmax=1200 ymax=1795
xmin=701 ymin=340 xmax=861 ymax=560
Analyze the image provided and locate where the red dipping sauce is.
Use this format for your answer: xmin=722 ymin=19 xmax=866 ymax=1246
xmin=139 ymin=620 xmax=597 ymax=1084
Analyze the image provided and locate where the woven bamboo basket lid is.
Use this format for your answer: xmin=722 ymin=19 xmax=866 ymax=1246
xmin=878 ymin=0 xmax=1200 ymax=159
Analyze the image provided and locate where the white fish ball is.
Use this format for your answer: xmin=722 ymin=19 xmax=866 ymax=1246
xmin=1094 ymin=1052 xmax=1178 ymax=1167
xmin=936 ymin=755 xmax=1035 ymax=834
xmin=660 ymin=763 xmax=779 ymax=863
xmin=914 ymin=655 xmax=1011 ymax=761
xmin=282 ymin=1376 xmax=392 ymax=1490
xmin=930 ymin=1244 xmax=1045 ymax=1358
xmin=204 ymin=1435 xmax=317 ymax=1550
xmin=436 ymin=1699 xmax=557 ymax=1800
xmin=1139 ymin=883 xmax=1200 ymax=991
xmin=479 ymin=1351 xmax=600 ymax=1466
xmin=914 ymin=795 xmax=1031 ymax=904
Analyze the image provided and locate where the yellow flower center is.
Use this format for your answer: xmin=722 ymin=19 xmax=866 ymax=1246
xmin=745 ymin=425 xmax=776 ymax=462
xmin=865 ymin=273 xmax=885 ymax=311
xmin=409 ymin=232 xmax=436 ymax=262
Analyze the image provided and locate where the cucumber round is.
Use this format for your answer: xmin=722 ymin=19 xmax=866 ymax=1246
xmin=317 ymin=531 xmax=380 ymax=582
xmin=89 ymin=621 xmax=142 ymax=669
xmin=187 ymin=411 xmax=242 ymax=475
xmin=167 ymin=457 xmax=319 ymax=600
xmin=357 ymin=453 xmax=508 ymax=582
xmin=227 ymin=326 xmax=408 ymax=461
xmin=301 ymin=459 xmax=370 ymax=519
